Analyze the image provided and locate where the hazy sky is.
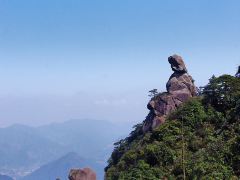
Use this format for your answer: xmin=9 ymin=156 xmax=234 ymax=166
xmin=0 ymin=0 xmax=239 ymax=127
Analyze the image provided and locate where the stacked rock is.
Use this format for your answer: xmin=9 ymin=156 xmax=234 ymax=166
xmin=143 ymin=55 xmax=197 ymax=132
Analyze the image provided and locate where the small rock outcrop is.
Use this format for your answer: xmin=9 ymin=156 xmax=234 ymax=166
xmin=68 ymin=168 xmax=96 ymax=180
xmin=236 ymin=66 xmax=240 ymax=78
xmin=143 ymin=55 xmax=197 ymax=132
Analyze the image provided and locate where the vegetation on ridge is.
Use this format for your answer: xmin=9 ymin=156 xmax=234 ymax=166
xmin=105 ymin=74 xmax=240 ymax=179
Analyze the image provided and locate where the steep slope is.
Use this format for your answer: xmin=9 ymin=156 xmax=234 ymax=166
xmin=21 ymin=152 xmax=102 ymax=180
xmin=105 ymin=72 xmax=240 ymax=178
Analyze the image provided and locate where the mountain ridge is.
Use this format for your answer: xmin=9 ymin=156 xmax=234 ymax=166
xmin=105 ymin=56 xmax=240 ymax=179
xmin=0 ymin=119 xmax=133 ymax=179
xmin=21 ymin=152 xmax=103 ymax=180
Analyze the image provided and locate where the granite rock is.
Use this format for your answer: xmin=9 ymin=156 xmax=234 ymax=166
xmin=143 ymin=55 xmax=197 ymax=132
xmin=68 ymin=168 xmax=96 ymax=180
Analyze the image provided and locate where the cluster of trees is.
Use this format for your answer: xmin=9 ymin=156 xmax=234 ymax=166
xmin=105 ymin=74 xmax=240 ymax=179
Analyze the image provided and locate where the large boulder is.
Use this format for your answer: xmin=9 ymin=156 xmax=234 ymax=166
xmin=143 ymin=55 xmax=197 ymax=132
xmin=68 ymin=168 xmax=96 ymax=180
xmin=168 ymin=54 xmax=187 ymax=73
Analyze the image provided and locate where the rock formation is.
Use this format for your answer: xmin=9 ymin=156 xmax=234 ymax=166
xmin=143 ymin=55 xmax=197 ymax=132
xmin=236 ymin=66 xmax=240 ymax=78
xmin=68 ymin=168 xmax=96 ymax=180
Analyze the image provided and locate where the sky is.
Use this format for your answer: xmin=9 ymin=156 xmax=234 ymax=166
xmin=0 ymin=0 xmax=239 ymax=127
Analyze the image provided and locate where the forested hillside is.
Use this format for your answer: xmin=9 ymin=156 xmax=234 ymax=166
xmin=105 ymin=74 xmax=240 ymax=179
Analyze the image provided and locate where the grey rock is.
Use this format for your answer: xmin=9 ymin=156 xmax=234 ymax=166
xmin=143 ymin=55 xmax=197 ymax=132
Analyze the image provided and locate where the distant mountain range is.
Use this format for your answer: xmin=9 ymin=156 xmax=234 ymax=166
xmin=0 ymin=119 xmax=134 ymax=179
xmin=0 ymin=174 xmax=14 ymax=180
xmin=21 ymin=152 xmax=103 ymax=180
xmin=0 ymin=124 xmax=64 ymax=169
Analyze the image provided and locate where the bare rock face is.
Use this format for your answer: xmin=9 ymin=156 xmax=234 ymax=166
xmin=68 ymin=168 xmax=96 ymax=180
xmin=236 ymin=66 xmax=240 ymax=78
xmin=143 ymin=55 xmax=197 ymax=132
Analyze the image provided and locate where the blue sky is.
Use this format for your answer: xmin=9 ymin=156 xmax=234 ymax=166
xmin=0 ymin=0 xmax=239 ymax=126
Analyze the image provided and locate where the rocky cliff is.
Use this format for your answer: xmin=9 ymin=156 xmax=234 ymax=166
xmin=143 ymin=55 xmax=197 ymax=132
xmin=105 ymin=58 xmax=240 ymax=179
